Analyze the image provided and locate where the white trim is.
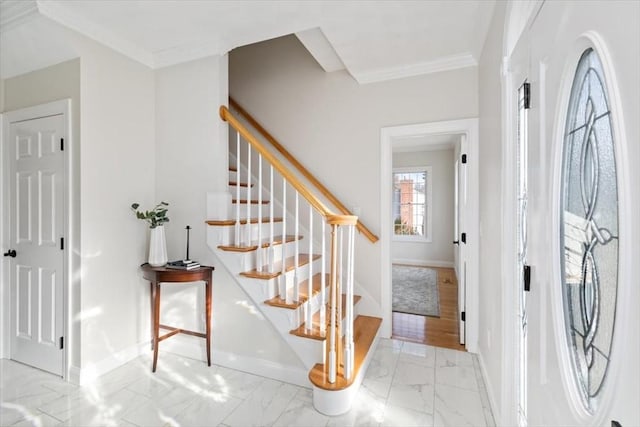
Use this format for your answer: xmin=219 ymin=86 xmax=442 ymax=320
xmin=392 ymin=259 xmax=454 ymax=269
xmin=36 ymin=0 xmax=154 ymax=68
xmin=380 ymin=118 xmax=479 ymax=354
xmin=75 ymin=341 xmax=149 ymax=385
xmin=548 ymin=32 xmax=633 ymax=426
xmin=355 ymin=53 xmax=477 ymax=85
xmin=0 ymin=0 xmax=38 ymax=33
xmin=160 ymin=335 xmax=310 ymax=388
xmin=477 ymin=348 xmax=500 ymax=427
xmin=499 ymin=54 xmax=520 ymax=427
xmin=1 ymin=99 xmax=72 ymax=380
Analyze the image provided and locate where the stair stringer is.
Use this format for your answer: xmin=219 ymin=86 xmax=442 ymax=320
xmin=208 ymin=235 xmax=332 ymax=370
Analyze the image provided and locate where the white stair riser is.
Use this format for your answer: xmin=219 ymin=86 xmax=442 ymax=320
xmin=231 ymin=202 xmax=275 ymax=219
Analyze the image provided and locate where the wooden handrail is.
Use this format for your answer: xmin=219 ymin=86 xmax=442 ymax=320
xmin=220 ymin=106 xmax=334 ymax=219
xmin=229 ymin=97 xmax=379 ymax=244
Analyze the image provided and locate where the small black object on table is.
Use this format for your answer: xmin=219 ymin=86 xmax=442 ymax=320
xmin=140 ymin=263 xmax=214 ymax=372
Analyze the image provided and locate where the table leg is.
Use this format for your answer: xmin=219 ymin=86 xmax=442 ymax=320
xmin=152 ymin=282 xmax=161 ymax=373
xmin=205 ymin=280 xmax=212 ymax=367
xmin=149 ymin=282 xmax=154 ymax=351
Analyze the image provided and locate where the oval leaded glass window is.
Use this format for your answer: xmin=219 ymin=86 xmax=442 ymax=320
xmin=560 ymin=48 xmax=618 ymax=413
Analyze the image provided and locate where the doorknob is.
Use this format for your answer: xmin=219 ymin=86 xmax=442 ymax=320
xmin=3 ymin=249 xmax=16 ymax=258
xmin=453 ymin=240 xmax=459 ymax=245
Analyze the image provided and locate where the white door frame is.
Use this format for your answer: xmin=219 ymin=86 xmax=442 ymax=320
xmin=1 ymin=99 xmax=72 ymax=379
xmin=380 ymin=118 xmax=479 ymax=353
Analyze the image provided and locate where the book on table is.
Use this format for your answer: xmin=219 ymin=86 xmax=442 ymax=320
xmin=166 ymin=260 xmax=200 ymax=270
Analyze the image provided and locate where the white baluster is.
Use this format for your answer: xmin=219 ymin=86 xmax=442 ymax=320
xmin=235 ymin=131 xmax=241 ymax=247
xmin=307 ymin=205 xmax=313 ymax=330
xmin=293 ymin=192 xmax=299 ymax=303
xmin=328 ymin=223 xmax=338 ymax=384
xmin=257 ymin=154 xmax=263 ymax=272
xmin=320 ymin=220 xmax=326 ymax=334
xmin=246 ymin=144 xmax=252 ymax=247
xmin=281 ymin=179 xmax=288 ymax=302
xmin=344 ymin=224 xmax=355 ymax=380
xmin=269 ymin=165 xmax=275 ymax=273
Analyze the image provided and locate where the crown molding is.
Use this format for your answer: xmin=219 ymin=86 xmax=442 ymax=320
xmin=353 ymin=52 xmax=477 ymax=84
xmin=35 ymin=0 xmax=155 ymax=68
xmin=0 ymin=0 xmax=39 ymax=33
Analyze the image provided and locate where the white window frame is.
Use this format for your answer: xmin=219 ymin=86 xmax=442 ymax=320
xmin=392 ymin=166 xmax=432 ymax=243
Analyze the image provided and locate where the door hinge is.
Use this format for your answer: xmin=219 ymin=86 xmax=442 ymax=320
xmin=461 ymin=311 xmax=466 ymax=322
xmin=524 ymin=264 xmax=531 ymax=292
xmin=461 ymin=154 xmax=467 ymax=164
xmin=461 ymin=232 xmax=467 ymax=244
xmin=59 ymin=336 xmax=64 ymax=350
xmin=60 ymin=138 xmax=64 ymax=151
xmin=523 ymin=82 xmax=531 ymax=109
xmin=60 ymin=237 xmax=64 ymax=250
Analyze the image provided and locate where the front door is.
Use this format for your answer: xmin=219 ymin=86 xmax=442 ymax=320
xmin=521 ymin=1 xmax=637 ymax=424
xmin=8 ymin=113 xmax=65 ymax=376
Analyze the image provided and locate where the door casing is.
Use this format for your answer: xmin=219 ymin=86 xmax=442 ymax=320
xmin=380 ymin=118 xmax=480 ymax=353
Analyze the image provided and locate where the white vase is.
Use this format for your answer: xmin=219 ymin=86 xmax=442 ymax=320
xmin=148 ymin=225 xmax=168 ymax=267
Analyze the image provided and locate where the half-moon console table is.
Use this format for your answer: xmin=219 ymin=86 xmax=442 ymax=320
xmin=140 ymin=263 xmax=214 ymax=372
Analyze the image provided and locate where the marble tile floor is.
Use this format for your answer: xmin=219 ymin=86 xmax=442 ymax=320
xmin=1 ymin=339 xmax=495 ymax=427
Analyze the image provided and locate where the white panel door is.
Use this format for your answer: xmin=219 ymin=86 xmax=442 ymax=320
xmin=457 ymin=135 xmax=468 ymax=345
xmin=9 ymin=114 xmax=65 ymax=376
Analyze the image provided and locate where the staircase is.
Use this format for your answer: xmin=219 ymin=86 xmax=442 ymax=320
xmin=205 ymin=102 xmax=382 ymax=415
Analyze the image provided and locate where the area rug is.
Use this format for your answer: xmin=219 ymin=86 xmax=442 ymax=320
xmin=392 ymin=265 xmax=440 ymax=317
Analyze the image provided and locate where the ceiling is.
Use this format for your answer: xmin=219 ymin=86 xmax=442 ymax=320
xmin=0 ymin=0 xmax=495 ymax=82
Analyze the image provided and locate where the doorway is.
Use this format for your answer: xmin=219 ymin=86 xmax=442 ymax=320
xmin=380 ymin=118 xmax=479 ymax=353
xmin=389 ymin=137 xmax=463 ymax=350
xmin=1 ymin=100 xmax=70 ymax=377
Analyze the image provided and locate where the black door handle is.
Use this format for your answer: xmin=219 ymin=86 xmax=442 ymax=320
xmin=3 ymin=250 xmax=16 ymax=258
xmin=453 ymin=240 xmax=459 ymax=245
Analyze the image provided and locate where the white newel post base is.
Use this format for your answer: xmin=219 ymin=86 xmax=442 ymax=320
xmin=148 ymin=225 xmax=168 ymax=267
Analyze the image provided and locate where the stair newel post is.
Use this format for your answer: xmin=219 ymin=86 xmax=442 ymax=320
xmin=235 ymin=131 xmax=241 ymax=247
xmin=282 ymin=178 xmax=289 ymax=303
xmin=307 ymin=204 xmax=314 ymax=330
xmin=269 ymin=165 xmax=275 ymax=273
xmin=293 ymin=192 xmax=300 ymax=303
xmin=246 ymin=144 xmax=252 ymax=248
xmin=344 ymin=223 xmax=356 ymax=380
xmin=257 ymin=153 xmax=263 ymax=272
xmin=328 ymin=220 xmax=339 ymax=384
xmin=320 ymin=220 xmax=326 ymax=334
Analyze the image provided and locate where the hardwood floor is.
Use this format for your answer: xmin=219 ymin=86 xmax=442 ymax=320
xmin=391 ymin=265 xmax=466 ymax=351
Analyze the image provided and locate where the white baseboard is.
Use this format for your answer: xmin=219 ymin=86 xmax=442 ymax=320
xmin=160 ymin=335 xmax=310 ymax=388
xmin=75 ymin=341 xmax=149 ymax=386
xmin=392 ymin=258 xmax=455 ymax=269
xmin=477 ymin=348 xmax=500 ymax=426
xmin=70 ymin=336 xmax=310 ymax=389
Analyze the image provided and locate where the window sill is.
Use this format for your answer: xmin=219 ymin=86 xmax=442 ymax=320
xmin=393 ymin=235 xmax=432 ymax=243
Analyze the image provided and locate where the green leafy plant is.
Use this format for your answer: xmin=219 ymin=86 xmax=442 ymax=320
xmin=131 ymin=202 xmax=170 ymax=229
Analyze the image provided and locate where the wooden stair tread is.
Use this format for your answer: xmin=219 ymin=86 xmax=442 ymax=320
xmin=232 ymin=199 xmax=270 ymax=205
xmin=290 ymin=294 xmax=362 ymax=340
xmin=229 ymin=181 xmax=254 ymax=187
xmin=308 ymin=315 xmax=382 ymax=391
xmin=240 ymin=253 xmax=321 ymax=279
xmin=218 ymin=235 xmax=302 ymax=252
xmin=264 ymin=273 xmax=329 ymax=309
xmin=229 ymin=166 xmax=238 ymax=172
xmin=206 ymin=217 xmax=283 ymax=226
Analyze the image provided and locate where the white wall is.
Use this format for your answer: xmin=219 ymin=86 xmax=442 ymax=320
xmin=477 ymin=0 xmax=506 ymax=419
xmin=155 ymin=55 xmax=303 ymax=371
xmin=392 ymin=149 xmax=454 ymax=267
xmin=229 ymin=35 xmax=478 ymax=311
